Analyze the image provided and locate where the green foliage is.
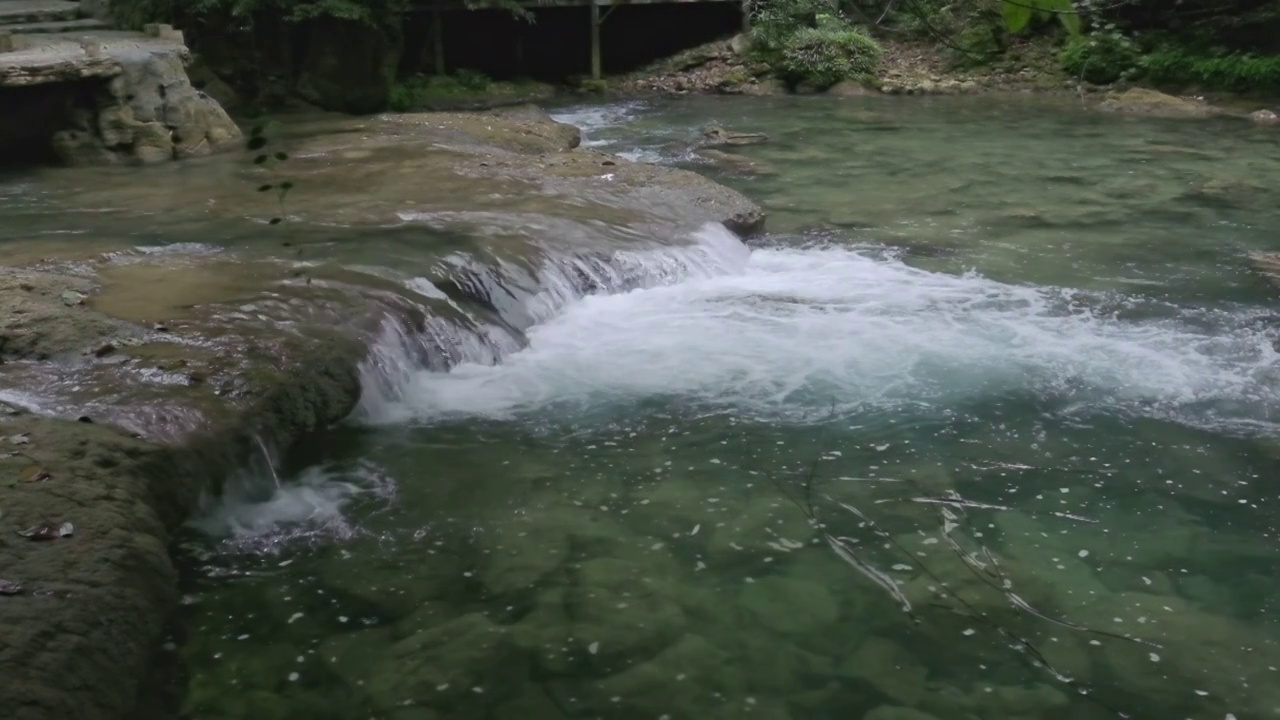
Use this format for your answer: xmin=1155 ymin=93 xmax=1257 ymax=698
xmin=748 ymin=1 xmax=881 ymax=88
xmin=1000 ymin=0 xmax=1080 ymax=35
xmin=779 ymin=23 xmax=882 ymax=87
xmin=1138 ymin=48 xmax=1280 ymax=92
xmin=953 ymin=22 xmax=1004 ymax=66
xmin=1002 ymin=1 xmax=1033 ymax=33
xmin=746 ymin=0 xmax=834 ymax=66
xmin=388 ymin=72 xmax=499 ymax=110
xmin=452 ymin=68 xmax=491 ymax=92
xmin=1059 ymin=31 xmax=1139 ymax=83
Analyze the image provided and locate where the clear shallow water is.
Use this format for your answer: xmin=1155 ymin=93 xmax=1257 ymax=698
xmin=175 ymin=96 xmax=1280 ymax=720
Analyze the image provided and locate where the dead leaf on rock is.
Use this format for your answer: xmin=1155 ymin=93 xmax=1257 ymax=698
xmin=60 ymin=289 xmax=87 ymax=307
xmin=0 ymin=579 xmax=22 ymax=596
xmin=17 ymin=522 xmax=73 ymax=541
xmin=4 ymin=433 xmax=30 ymax=445
xmin=19 ymin=465 xmax=51 ymax=483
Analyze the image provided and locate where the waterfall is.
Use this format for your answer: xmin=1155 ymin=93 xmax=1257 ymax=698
xmin=354 ymin=222 xmax=752 ymax=419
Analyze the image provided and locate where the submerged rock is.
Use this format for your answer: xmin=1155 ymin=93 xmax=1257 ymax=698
xmin=696 ymin=147 xmax=774 ymax=176
xmin=548 ymin=634 xmax=743 ymax=719
xmin=370 ymin=613 xmax=528 ymax=710
xmin=739 ymin=576 xmax=839 ymax=637
xmin=1098 ymin=88 xmax=1222 ymax=119
xmin=839 ymin=637 xmax=929 ymax=705
xmin=566 ymin=557 xmax=687 ymax=669
xmin=864 ymin=706 xmax=943 ymax=720
xmin=491 ymin=685 xmax=563 ymax=720
xmin=703 ymin=126 xmax=769 ymax=146
xmin=479 ymin=517 xmax=570 ymax=595
xmin=1251 ymin=109 xmax=1280 ymax=126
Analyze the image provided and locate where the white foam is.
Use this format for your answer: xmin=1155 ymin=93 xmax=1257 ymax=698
xmin=191 ymin=463 xmax=394 ymax=551
xmin=371 ymin=236 xmax=1280 ymax=432
xmin=356 ymin=223 xmax=751 ymax=417
xmin=549 ymin=101 xmax=648 ymax=147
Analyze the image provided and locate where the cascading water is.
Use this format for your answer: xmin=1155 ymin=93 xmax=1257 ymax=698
xmin=359 ymin=225 xmax=1280 ymax=435
xmin=355 ymin=221 xmax=753 ymax=419
xmin=171 ymin=95 xmax=1280 ymax=720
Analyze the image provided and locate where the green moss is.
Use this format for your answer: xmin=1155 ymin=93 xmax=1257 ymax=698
xmin=720 ymin=67 xmax=752 ymax=87
xmin=388 ymin=74 xmax=553 ymax=111
xmin=1059 ymin=33 xmax=1139 ymax=84
xmin=1138 ymin=48 xmax=1280 ymax=92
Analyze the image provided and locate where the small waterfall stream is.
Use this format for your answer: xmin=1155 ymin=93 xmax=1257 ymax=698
xmin=169 ymin=95 xmax=1280 ymax=720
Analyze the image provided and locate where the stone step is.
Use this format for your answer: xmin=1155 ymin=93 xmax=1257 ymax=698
xmin=0 ymin=1 xmax=81 ymax=26
xmin=8 ymin=18 xmax=111 ymax=33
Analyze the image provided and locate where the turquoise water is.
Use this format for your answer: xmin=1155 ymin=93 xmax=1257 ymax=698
xmin=176 ymin=95 xmax=1280 ymax=720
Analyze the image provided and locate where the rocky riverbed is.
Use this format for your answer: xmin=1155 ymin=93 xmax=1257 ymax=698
xmin=0 ymin=105 xmax=762 ymax=719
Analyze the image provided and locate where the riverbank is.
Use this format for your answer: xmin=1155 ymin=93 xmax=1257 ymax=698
xmin=609 ymin=33 xmax=1280 ymax=121
xmin=0 ymin=105 xmax=762 ymax=719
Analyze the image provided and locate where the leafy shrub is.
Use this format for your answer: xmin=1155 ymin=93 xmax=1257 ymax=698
xmin=953 ymin=22 xmax=1004 ymax=66
xmin=389 ymin=76 xmax=431 ymax=111
xmin=778 ymin=23 xmax=882 ymax=88
xmin=1139 ymin=48 xmax=1280 ymax=92
xmin=1059 ymin=32 xmax=1139 ymax=83
xmin=453 ymin=68 xmax=491 ymax=92
xmin=746 ymin=0 xmax=833 ymax=66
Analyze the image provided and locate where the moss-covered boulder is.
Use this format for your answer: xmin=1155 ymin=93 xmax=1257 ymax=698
xmin=1098 ymin=88 xmax=1223 ymax=119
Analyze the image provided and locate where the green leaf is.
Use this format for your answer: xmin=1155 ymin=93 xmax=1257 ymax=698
xmin=257 ymin=184 xmax=273 ymax=192
xmin=274 ymin=151 xmax=289 ymax=161
xmin=247 ymin=136 xmax=268 ymax=150
xmin=254 ymin=154 xmax=269 ymax=165
xmin=1002 ymin=1 xmax=1034 ymax=33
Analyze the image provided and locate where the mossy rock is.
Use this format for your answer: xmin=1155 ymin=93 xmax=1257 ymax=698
xmin=1098 ymin=88 xmax=1223 ymax=119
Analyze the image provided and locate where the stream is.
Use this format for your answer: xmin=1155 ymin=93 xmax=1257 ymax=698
xmin=14 ymin=94 xmax=1280 ymax=719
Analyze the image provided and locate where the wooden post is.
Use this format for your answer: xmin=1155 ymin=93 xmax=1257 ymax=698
xmin=432 ymin=8 xmax=446 ymax=76
xmin=590 ymin=0 xmax=602 ymax=81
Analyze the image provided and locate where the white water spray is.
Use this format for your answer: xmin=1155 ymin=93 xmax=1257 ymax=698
xmin=191 ymin=462 xmax=394 ymax=549
xmin=364 ymin=229 xmax=1280 ymax=433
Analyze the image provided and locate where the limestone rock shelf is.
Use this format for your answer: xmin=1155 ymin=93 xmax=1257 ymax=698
xmin=1 ymin=13 xmax=242 ymax=165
